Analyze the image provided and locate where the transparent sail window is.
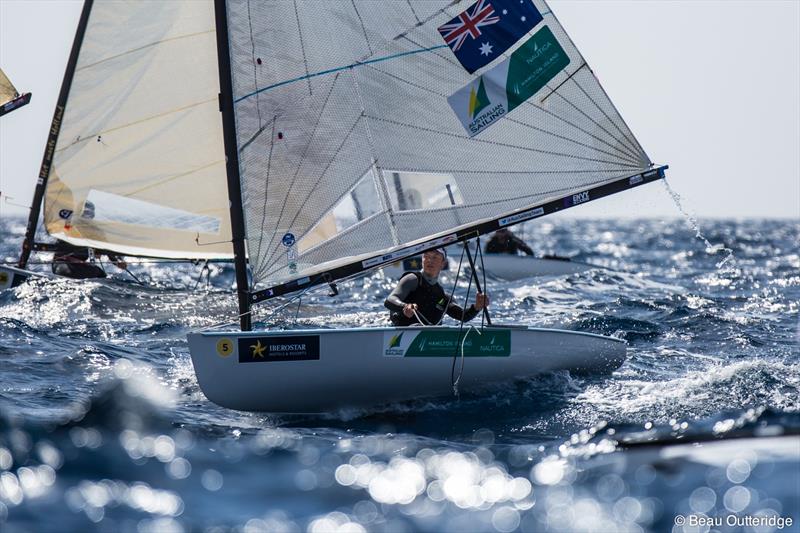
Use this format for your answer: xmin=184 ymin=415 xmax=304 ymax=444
xmin=81 ymin=189 xmax=221 ymax=234
xmin=384 ymin=171 xmax=464 ymax=212
xmin=298 ymin=169 xmax=381 ymax=253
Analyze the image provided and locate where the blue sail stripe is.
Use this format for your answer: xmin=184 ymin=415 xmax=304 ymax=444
xmin=235 ymin=45 xmax=449 ymax=104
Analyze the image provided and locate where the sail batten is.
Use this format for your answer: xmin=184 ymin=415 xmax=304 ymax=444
xmin=223 ymin=0 xmax=657 ymax=294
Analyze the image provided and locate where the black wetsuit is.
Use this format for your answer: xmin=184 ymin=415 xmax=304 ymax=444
xmin=384 ymin=271 xmax=480 ymax=326
xmin=51 ymin=243 xmax=123 ymax=279
xmin=485 ymin=232 xmax=534 ymax=255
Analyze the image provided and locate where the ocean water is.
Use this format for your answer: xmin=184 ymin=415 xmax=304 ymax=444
xmin=0 ymin=217 xmax=798 ymax=533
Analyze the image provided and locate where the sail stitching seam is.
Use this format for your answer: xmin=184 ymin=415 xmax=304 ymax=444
xmin=364 ymin=61 xmax=639 ymax=165
xmin=246 ymin=0 xmax=264 ymax=129
xmin=255 ymin=117 xmax=365 ymax=279
xmin=74 ymin=30 xmax=215 ymax=72
xmin=53 ymin=98 xmax=217 ymax=154
xmin=571 ymin=77 xmax=644 ymax=160
xmin=292 ymin=0 xmax=313 ymax=96
xmin=549 ymin=79 xmax=642 ymax=163
xmin=252 ymin=119 xmax=277 ymax=271
xmin=350 ymin=0 xmax=374 ymax=56
xmin=366 ymin=115 xmax=642 ymax=168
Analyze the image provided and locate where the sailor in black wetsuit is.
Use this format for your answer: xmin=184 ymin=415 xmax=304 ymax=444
xmin=51 ymin=241 xmax=127 ymax=279
xmin=485 ymin=228 xmax=534 ymax=256
xmin=384 ymin=248 xmax=489 ymax=326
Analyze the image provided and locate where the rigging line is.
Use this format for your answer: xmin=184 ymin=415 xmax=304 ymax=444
xmin=246 ymin=0 xmax=264 ymax=129
xmin=254 ymin=75 xmax=342 ymax=266
xmin=253 ymin=119 xmax=366 ymax=280
xmin=362 ymin=63 xmax=639 ymax=166
xmin=350 ymin=0 xmax=374 ymax=56
xmin=549 ymin=76 xmax=641 ymax=161
xmin=257 ymin=161 xmax=376 ymax=278
xmin=412 ymin=308 xmax=432 ymax=326
xmin=234 ymin=44 xmax=448 ymax=103
xmin=440 ymin=240 xmax=468 ymax=326
xmin=451 ymin=249 xmax=475 ymax=395
xmin=453 ymin=325 xmax=480 ymax=395
xmin=366 ymin=115 xmax=642 ymax=168
xmin=252 ymin=118 xmax=277 ymax=270
xmin=570 ymin=76 xmax=644 ymax=161
xmin=53 ymin=98 xmax=218 ymax=154
xmin=292 ymin=0 xmax=313 ymax=96
xmin=75 ymin=29 xmax=215 ymax=72
xmin=477 ymin=235 xmax=487 ymax=331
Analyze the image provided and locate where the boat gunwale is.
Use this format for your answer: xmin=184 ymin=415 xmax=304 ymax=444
xmin=189 ymin=324 xmax=627 ymax=344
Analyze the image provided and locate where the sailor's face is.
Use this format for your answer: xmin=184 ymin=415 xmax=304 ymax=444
xmin=422 ymin=252 xmax=445 ymax=276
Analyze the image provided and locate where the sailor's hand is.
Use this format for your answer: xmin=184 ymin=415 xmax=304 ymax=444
xmin=403 ymin=303 xmax=418 ymax=318
xmin=474 ymin=292 xmax=489 ymax=310
xmin=115 ymin=260 xmax=127 ymax=270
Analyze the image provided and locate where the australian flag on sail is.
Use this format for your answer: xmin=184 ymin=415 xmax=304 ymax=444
xmin=438 ymin=0 xmax=544 ymax=74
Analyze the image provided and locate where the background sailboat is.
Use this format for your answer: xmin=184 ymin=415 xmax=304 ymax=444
xmin=11 ymin=0 xmax=234 ymax=287
xmin=187 ymin=0 xmax=668 ymax=412
xmin=0 ymin=67 xmax=31 ymax=117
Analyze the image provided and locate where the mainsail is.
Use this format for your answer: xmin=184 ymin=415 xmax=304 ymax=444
xmin=24 ymin=0 xmax=233 ymax=260
xmin=221 ymin=0 xmax=663 ymax=305
xmin=0 ymin=68 xmax=31 ymax=117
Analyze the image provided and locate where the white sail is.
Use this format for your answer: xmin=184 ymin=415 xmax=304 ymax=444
xmin=0 ymin=68 xmax=19 ymax=106
xmin=223 ymin=0 xmax=652 ymax=289
xmin=43 ymin=0 xmax=233 ymax=259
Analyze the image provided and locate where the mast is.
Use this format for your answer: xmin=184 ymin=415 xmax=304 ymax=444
xmin=214 ymin=0 xmax=251 ymax=331
xmin=18 ymin=0 xmax=94 ymax=269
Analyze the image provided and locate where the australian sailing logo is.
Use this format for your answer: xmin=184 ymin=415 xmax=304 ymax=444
xmin=384 ymin=331 xmax=413 ymax=357
xmin=388 ymin=333 xmax=404 ymax=348
xmin=465 ymin=76 xmax=506 ymax=135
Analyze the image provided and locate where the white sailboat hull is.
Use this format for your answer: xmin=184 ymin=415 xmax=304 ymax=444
xmin=382 ymin=255 xmax=601 ymax=281
xmin=187 ymin=326 xmax=625 ymax=413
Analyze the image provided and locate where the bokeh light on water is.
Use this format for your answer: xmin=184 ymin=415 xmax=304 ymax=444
xmin=1 ymin=218 xmax=798 ymax=531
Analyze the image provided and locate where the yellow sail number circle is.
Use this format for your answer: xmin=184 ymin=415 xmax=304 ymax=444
xmin=216 ymin=338 xmax=235 ymax=357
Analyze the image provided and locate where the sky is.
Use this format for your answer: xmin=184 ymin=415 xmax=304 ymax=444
xmin=1 ymin=0 xmax=798 ymax=221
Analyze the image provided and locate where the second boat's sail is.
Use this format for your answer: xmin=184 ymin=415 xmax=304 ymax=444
xmin=40 ymin=0 xmax=233 ymax=259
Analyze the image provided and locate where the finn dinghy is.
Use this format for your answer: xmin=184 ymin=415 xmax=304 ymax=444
xmin=184 ymin=0 xmax=667 ymax=412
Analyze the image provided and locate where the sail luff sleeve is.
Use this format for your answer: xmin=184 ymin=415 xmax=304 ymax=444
xmin=18 ymin=0 xmax=95 ymax=269
xmin=216 ymin=0 xmax=251 ymax=331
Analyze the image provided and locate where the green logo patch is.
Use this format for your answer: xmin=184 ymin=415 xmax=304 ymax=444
xmin=404 ymin=329 xmax=511 ymax=357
